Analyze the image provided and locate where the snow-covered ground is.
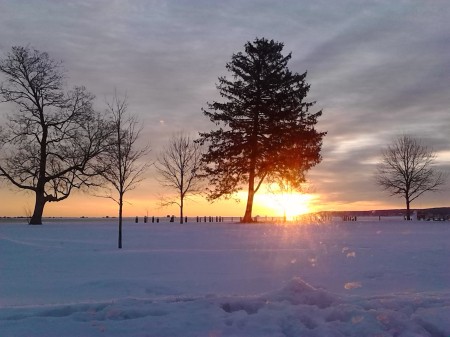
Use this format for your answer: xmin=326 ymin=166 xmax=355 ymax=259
xmin=0 ymin=217 xmax=449 ymax=336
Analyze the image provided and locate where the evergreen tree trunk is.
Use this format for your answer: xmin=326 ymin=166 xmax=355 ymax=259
xmin=30 ymin=191 xmax=45 ymax=225
xmin=243 ymin=188 xmax=255 ymax=222
xmin=243 ymin=161 xmax=256 ymax=222
xmin=243 ymin=130 xmax=258 ymax=223
xmin=118 ymin=196 xmax=123 ymax=249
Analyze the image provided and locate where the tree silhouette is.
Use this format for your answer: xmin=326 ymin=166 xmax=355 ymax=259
xmin=98 ymin=92 xmax=150 ymax=248
xmin=376 ymin=135 xmax=445 ymax=220
xmin=0 ymin=46 xmax=110 ymax=224
xmin=156 ymin=133 xmax=203 ymax=224
xmin=199 ymin=38 xmax=325 ymax=222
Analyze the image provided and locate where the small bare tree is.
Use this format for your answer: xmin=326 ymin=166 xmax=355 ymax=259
xmin=155 ymin=133 xmax=203 ymax=224
xmin=99 ymin=92 xmax=150 ymax=248
xmin=0 ymin=46 xmax=110 ymax=224
xmin=376 ymin=135 xmax=445 ymax=220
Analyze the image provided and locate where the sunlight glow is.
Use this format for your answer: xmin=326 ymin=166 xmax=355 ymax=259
xmin=256 ymin=192 xmax=315 ymax=220
xmin=436 ymin=150 xmax=450 ymax=162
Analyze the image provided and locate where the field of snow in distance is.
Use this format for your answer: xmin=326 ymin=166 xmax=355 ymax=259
xmin=0 ymin=217 xmax=449 ymax=336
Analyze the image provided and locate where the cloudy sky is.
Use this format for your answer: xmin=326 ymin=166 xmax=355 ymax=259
xmin=0 ymin=0 xmax=449 ymax=217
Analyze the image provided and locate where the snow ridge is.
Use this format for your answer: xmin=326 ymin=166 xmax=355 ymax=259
xmin=1 ymin=277 xmax=449 ymax=337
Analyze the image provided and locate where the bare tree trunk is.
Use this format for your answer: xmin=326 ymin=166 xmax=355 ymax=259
xmin=30 ymin=191 xmax=45 ymax=225
xmin=180 ymin=192 xmax=184 ymax=224
xmin=118 ymin=196 xmax=123 ymax=249
xmin=30 ymin=123 xmax=48 ymax=226
xmin=406 ymin=198 xmax=411 ymax=220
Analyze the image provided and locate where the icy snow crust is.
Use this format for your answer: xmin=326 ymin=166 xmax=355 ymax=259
xmin=0 ymin=218 xmax=449 ymax=336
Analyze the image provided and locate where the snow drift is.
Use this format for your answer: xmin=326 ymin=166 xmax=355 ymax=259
xmin=0 ymin=218 xmax=449 ymax=336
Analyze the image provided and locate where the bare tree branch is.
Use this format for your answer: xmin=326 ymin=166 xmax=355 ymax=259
xmin=375 ymin=135 xmax=446 ymax=220
xmin=0 ymin=46 xmax=111 ymax=224
xmin=155 ymin=132 xmax=204 ymax=224
xmin=97 ymin=90 xmax=151 ymax=248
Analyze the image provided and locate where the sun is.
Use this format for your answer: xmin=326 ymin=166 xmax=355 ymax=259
xmin=255 ymin=191 xmax=315 ymax=220
xmin=279 ymin=193 xmax=311 ymax=219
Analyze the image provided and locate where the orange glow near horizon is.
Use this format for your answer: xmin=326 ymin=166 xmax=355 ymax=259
xmin=0 ymin=185 xmax=423 ymax=219
xmin=252 ymin=191 xmax=316 ymax=220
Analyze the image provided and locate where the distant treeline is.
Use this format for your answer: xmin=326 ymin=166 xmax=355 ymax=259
xmin=319 ymin=207 xmax=450 ymax=218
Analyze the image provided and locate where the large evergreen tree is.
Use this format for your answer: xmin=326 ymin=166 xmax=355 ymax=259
xmin=199 ymin=38 xmax=326 ymax=222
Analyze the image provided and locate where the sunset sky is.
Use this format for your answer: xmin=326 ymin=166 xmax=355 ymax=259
xmin=0 ymin=0 xmax=449 ymax=218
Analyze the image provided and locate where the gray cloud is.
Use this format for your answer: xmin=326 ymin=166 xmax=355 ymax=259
xmin=0 ymin=0 xmax=449 ymax=213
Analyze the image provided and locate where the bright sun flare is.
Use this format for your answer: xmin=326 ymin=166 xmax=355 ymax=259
xmin=256 ymin=192 xmax=314 ymax=220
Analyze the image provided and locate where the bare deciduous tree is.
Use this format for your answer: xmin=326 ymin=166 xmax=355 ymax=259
xmin=155 ymin=133 xmax=203 ymax=224
xmin=376 ymin=135 xmax=445 ymax=220
xmin=99 ymin=92 xmax=150 ymax=249
xmin=0 ymin=46 xmax=110 ymax=224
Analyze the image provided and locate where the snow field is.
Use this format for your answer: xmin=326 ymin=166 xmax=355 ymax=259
xmin=0 ymin=218 xmax=449 ymax=336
